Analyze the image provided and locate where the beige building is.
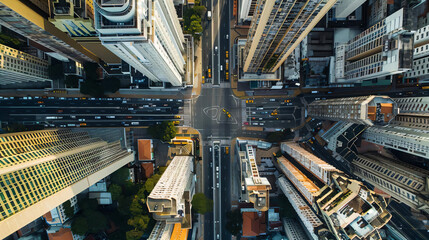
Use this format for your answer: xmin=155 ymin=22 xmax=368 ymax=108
xmin=147 ymin=156 xmax=195 ymax=229
xmin=277 ymin=145 xmax=392 ymax=239
xmin=0 ymin=129 xmax=133 ymax=239
xmin=308 ymin=95 xmax=398 ymax=125
xmin=242 ymin=0 xmax=338 ymax=74
xmin=0 ymin=44 xmax=51 ymax=86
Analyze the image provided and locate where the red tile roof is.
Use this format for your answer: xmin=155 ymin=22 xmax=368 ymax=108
xmin=43 ymin=211 xmax=53 ymax=221
xmin=138 ymin=139 xmax=152 ymax=160
xmin=141 ymin=162 xmax=154 ymax=178
xmin=242 ymin=211 xmax=266 ymax=237
xmin=48 ymin=228 xmax=73 ymax=240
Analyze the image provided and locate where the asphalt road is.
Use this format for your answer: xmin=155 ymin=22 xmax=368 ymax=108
xmin=0 ymin=96 xmax=184 ymax=128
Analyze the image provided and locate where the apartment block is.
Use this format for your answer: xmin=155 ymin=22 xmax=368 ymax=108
xmin=403 ymin=23 xmax=429 ymax=84
xmin=147 ymin=221 xmax=174 ymax=240
xmin=351 ymin=153 xmax=429 ymax=214
xmin=340 ymin=9 xmax=413 ymax=82
xmin=0 ymin=129 xmax=133 ymax=239
xmin=147 ymin=156 xmax=194 ymax=229
xmin=282 ymin=218 xmax=310 ymax=240
xmin=239 ymin=0 xmax=258 ymax=23
xmin=362 ymin=125 xmax=429 ymax=159
xmin=241 ymin=144 xmax=272 ymax=211
xmin=0 ymin=44 xmax=51 ymax=86
xmin=94 ymin=0 xmax=186 ymax=86
xmin=277 ymin=177 xmax=323 ymax=240
xmin=392 ymin=114 xmax=429 ymax=130
xmin=44 ymin=196 xmax=78 ymax=227
xmin=0 ymin=1 xmax=98 ymax=63
xmin=277 ymin=146 xmax=391 ymax=239
xmin=281 ymin=142 xmax=339 ymax=185
xmin=308 ymin=95 xmax=398 ymax=125
xmin=242 ymin=0 xmax=338 ymax=74
xmin=333 ymin=0 xmax=366 ymax=19
xmin=394 ymin=97 xmax=429 ymax=115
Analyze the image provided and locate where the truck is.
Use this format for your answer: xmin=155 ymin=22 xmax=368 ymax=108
xmin=207 ymin=11 xmax=212 ymax=20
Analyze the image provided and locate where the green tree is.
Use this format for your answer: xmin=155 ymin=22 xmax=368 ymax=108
xmin=65 ymin=75 xmax=80 ymax=88
xmin=129 ymin=197 xmax=144 ymax=216
xmin=103 ymin=76 xmax=121 ymax=93
xmin=63 ymin=200 xmax=75 ymax=219
xmin=148 ymin=121 xmax=177 ymax=142
xmin=127 ymin=215 xmax=150 ymax=231
xmin=126 ymin=229 xmax=144 ymax=240
xmin=118 ymin=196 xmax=133 ymax=216
xmin=111 ymin=168 xmax=130 ymax=185
xmin=84 ymin=209 xmax=109 ymax=233
xmin=108 ymin=184 xmax=122 ymax=202
xmin=71 ymin=216 xmax=89 ymax=236
xmin=195 ymin=0 xmax=200 ymax=5
xmin=193 ymin=6 xmax=206 ymax=16
xmin=191 ymin=193 xmax=213 ymax=214
xmin=225 ymin=209 xmax=242 ymax=236
xmin=158 ymin=166 xmax=167 ymax=175
xmin=144 ymin=178 xmax=155 ymax=192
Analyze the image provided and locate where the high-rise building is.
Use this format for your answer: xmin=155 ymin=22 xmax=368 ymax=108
xmin=147 ymin=156 xmax=194 ymax=229
xmin=0 ymin=1 xmax=98 ymax=63
xmin=238 ymin=144 xmax=271 ymax=211
xmin=0 ymin=129 xmax=133 ymax=239
xmin=351 ymin=153 xmax=429 ymax=214
xmin=391 ymin=97 xmax=429 ymax=130
xmin=362 ymin=125 xmax=429 ymax=159
xmin=49 ymin=0 xmax=121 ymax=64
xmin=242 ymin=0 xmax=338 ymax=74
xmin=278 ymin=142 xmax=392 ymax=239
xmin=147 ymin=221 xmax=174 ymax=240
xmin=0 ymin=44 xmax=52 ymax=86
xmin=308 ymin=95 xmax=398 ymax=125
xmin=238 ymin=0 xmax=258 ymax=23
xmin=340 ymin=9 xmax=413 ymax=83
xmin=94 ymin=0 xmax=186 ymax=86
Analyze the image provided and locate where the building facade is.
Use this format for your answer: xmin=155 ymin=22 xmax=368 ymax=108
xmin=308 ymin=95 xmax=398 ymax=125
xmin=94 ymin=0 xmax=185 ymax=86
xmin=242 ymin=0 xmax=338 ymax=74
xmin=0 ymin=129 xmax=133 ymax=239
xmin=238 ymin=0 xmax=258 ymax=23
xmin=147 ymin=156 xmax=194 ymax=228
xmin=341 ymin=8 xmax=413 ymax=82
xmin=351 ymin=153 xmax=429 ymax=214
xmin=0 ymin=1 xmax=98 ymax=63
xmin=0 ymin=44 xmax=51 ymax=86
xmin=362 ymin=125 xmax=429 ymax=159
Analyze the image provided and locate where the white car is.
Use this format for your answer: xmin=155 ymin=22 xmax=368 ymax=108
xmin=216 ymin=183 xmax=219 ymax=188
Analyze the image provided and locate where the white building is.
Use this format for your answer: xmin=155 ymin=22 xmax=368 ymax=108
xmin=147 ymin=156 xmax=195 ymax=228
xmin=308 ymin=95 xmax=399 ymax=125
xmin=238 ymin=0 xmax=257 ymax=23
xmin=0 ymin=44 xmax=51 ymax=86
xmin=44 ymin=196 xmax=78 ymax=227
xmin=337 ymin=8 xmax=413 ymax=83
xmin=94 ymin=0 xmax=185 ymax=87
xmin=362 ymin=125 xmax=429 ymax=159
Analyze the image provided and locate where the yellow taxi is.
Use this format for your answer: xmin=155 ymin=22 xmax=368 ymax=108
xmin=225 ymin=72 xmax=229 ymax=80
xmin=226 ymin=51 xmax=229 ymax=58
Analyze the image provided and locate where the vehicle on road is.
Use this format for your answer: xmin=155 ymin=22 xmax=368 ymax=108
xmin=95 ymin=116 xmax=101 ymax=119
xmin=208 ymin=68 xmax=212 ymax=78
xmin=225 ymin=60 xmax=229 ymax=70
xmin=225 ymin=147 xmax=229 ymax=154
xmin=225 ymin=72 xmax=229 ymax=80
xmin=207 ymin=10 xmax=212 ymax=20
xmin=131 ymin=122 xmax=139 ymax=125
xmin=226 ymin=34 xmax=229 ymax=39
xmin=216 ymin=183 xmax=219 ymax=188
xmin=174 ymin=115 xmax=181 ymax=119
xmin=220 ymin=65 xmax=223 ymax=71
xmin=173 ymin=120 xmax=180 ymax=125
xmin=107 ymin=116 xmax=115 ymax=119
xmin=216 ymin=166 xmax=219 ymax=172
xmin=215 ymin=46 xmax=218 ymax=52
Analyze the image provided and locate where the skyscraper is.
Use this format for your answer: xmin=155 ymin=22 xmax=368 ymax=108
xmin=242 ymin=0 xmax=338 ymax=74
xmin=0 ymin=1 xmax=98 ymax=63
xmin=351 ymin=153 xmax=429 ymax=214
xmin=308 ymin=95 xmax=398 ymax=125
xmin=0 ymin=129 xmax=133 ymax=239
xmin=94 ymin=0 xmax=186 ymax=86
xmin=0 ymin=44 xmax=51 ymax=87
xmin=341 ymin=9 xmax=413 ymax=83
xmin=147 ymin=156 xmax=194 ymax=229
xmin=278 ymin=142 xmax=392 ymax=239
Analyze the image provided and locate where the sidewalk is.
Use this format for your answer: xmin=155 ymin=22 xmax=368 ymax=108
xmin=191 ymin=40 xmax=203 ymax=99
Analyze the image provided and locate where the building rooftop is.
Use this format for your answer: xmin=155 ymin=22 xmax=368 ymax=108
xmin=47 ymin=227 xmax=74 ymax=240
xmin=242 ymin=211 xmax=267 ymax=237
xmin=138 ymin=139 xmax=153 ymax=161
xmin=170 ymin=223 xmax=189 ymax=240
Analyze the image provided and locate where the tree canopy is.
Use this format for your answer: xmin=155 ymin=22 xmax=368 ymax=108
xmin=63 ymin=200 xmax=75 ymax=220
xmin=148 ymin=121 xmax=177 ymax=142
xmin=111 ymin=167 xmax=130 ymax=185
xmin=191 ymin=193 xmax=213 ymax=214
xmin=108 ymin=184 xmax=122 ymax=202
